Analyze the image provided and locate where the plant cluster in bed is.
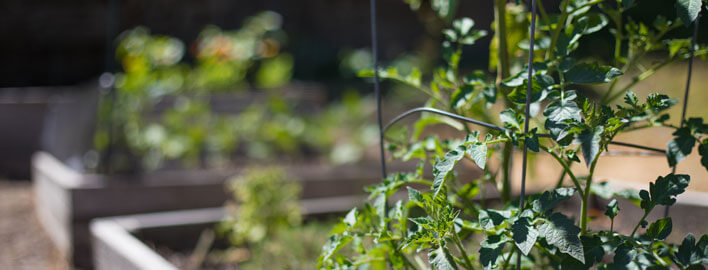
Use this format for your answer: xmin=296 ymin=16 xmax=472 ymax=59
xmin=318 ymin=0 xmax=708 ymax=269
xmin=93 ymin=11 xmax=378 ymax=172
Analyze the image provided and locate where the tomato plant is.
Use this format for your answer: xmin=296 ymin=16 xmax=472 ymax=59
xmin=319 ymin=0 xmax=708 ymax=269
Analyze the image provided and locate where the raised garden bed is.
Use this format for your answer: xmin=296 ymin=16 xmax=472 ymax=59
xmin=88 ymin=185 xmax=708 ymax=270
xmin=90 ymin=197 xmax=360 ymax=270
xmin=32 ymin=151 xmax=447 ymax=268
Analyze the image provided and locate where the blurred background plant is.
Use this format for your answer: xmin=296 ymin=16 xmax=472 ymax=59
xmin=209 ymin=166 xmax=332 ymax=269
xmin=92 ymin=11 xmax=378 ymax=173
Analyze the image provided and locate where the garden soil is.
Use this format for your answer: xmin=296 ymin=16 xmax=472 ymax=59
xmin=0 ymin=180 xmax=70 ymax=270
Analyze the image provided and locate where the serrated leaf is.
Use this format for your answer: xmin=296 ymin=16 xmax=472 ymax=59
xmin=500 ymin=109 xmax=522 ymax=130
xmin=507 ymin=74 xmax=554 ymax=104
xmin=466 ymin=142 xmax=487 ymax=169
xmin=408 ymin=187 xmax=424 ymax=205
xmin=699 ymin=141 xmax=708 ymax=171
xmin=641 ymin=174 xmax=690 ymax=211
xmin=646 ymin=217 xmax=672 ymax=240
xmin=432 ymin=145 xmax=466 ymax=198
xmin=451 ymin=85 xmax=474 ymax=110
xmin=344 ymin=208 xmax=358 ymax=227
xmin=561 ymin=235 xmax=605 ymax=269
xmin=565 ymin=63 xmax=623 ymax=84
xmin=544 ymin=90 xmax=582 ymax=123
xmin=676 ymin=234 xmax=708 ymax=266
xmin=605 ymin=242 xmax=638 ymax=269
xmin=319 ymin=234 xmax=353 ymax=267
xmin=532 ymin=187 xmax=577 ymax=212
xmin=576 ymin=126 xmax=603 ymax=167
xmin=666 ymin=127 xmax=696 ymax=167
xmin=676 ymin=0 xmax=702 ymax=25
xmin=577 ymin=13 xmax=609 ymax=35
xmin=525 ymin=132 xmax=540 ymax=153
xmin=480 ymin=234 xmax=507 ymax=270
xmin=429 ymin=246 xmax=459 ymax=270
xmin=539 ymin=213 xmax=585 ymax=263
xmin=678 ymin=234 xmax=697 ymax=266
xmin=479 ymin=209 xmax=512 ymax=230
xmin=512 ymin=217 xmax=538 ymax=255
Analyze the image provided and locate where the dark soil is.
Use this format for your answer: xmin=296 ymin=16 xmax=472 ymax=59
xmin=0 ymin=180 xmax=70 ymax=270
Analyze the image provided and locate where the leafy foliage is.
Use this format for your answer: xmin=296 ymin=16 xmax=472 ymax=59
xmin=318 ymin=1 xmax=708 ymax=269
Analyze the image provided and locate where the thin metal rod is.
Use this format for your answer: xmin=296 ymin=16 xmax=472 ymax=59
xmin=666 ymin=14 xmax=700 ymax=218
xmin=370 ymin=0 xmax=387 ymax=178
xmin=382 ymin=107 xmax=510 ymax=133
xmin=382 ymin=106 xmax=667 ymax=154
xmin=608 ymin=141 xmax=666 ymax=154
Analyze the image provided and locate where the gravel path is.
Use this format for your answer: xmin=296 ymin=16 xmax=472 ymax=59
xmin=0 ymin=180 xmax=69 ymax=270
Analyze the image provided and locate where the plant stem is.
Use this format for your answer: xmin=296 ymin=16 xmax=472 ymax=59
xmin=613 ymin=7 xmax=624 ymax=67
xmin=631 ymin=210 xmax=650 ymax=236
xmin=501 ymin=248 xmax=516 ymax=270
xmin=548 ymin=0 xmax=570 ymax=59
xmin=542 ymin=146 xmax=585 ymax=198
xmin=554 ymin=169 xmax=567 ymax=189
xmin=606 ymin=58 xmax=677 ymax=103
xmin=453 ymin=232 xmax=474 ymax=270
xmin=500 ymin=142 xmax=513 ymax=202
xmin=580 ymin=151 xmax=602 ymax=235
xmin=494 ymin=0 xmax=511 ymax=82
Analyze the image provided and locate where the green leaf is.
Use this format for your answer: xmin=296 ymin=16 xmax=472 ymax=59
xmin=581 ymin=235 xmax=605 ymax=265
xmin=676 ymin=0 xmax=703 ymax=25
xmin=678 ymin=234 xmax=697 ymax=266
xmin=451 ymin=85 xmax=474 ymax=110
xmin=479 ymin=234 xmax=507 ymax=270
xmin=646 ymin=217 xmax=672 ymax=240
xmin=565 ymin=63 xmax=623 ymax=84
xmin=606 ymin=242 xmax=638 ymax=269
xmin=646 ymin=94 xmax=678 ymax=113
xmin=344 ymin=208 xmax=358 ymax=227
xmin=577 ymin=13 xmax=609 ymax=35
xmin=544 ymin=90 xmax=582 ymax=123
xmin=408 ymin=187 xmax=424 ymax=205
xmin=453 ymin=17 xmax=474 ymax=36
xmin=538 ymin=213 xmax=585 ymax=263
xmin=429 ymin=245 xmax=459 ymax=270
xmin=590 ymin=182 xmax=616 ymax=199
xmin=560 ymin=235 xmax=605 ymax=269
xmin=479 ymin=209 xmax=512 ymax=230
xmin=466 ymin=142 xmax=487 ymax=169
xmin=500 ymin=109 xmax=522 ymax=130
xmin=532 ymin=187 xmax=577 ymax=212
xmin=640 ymin=174 xmax=690 ymax=211
xmin=677 ymin=234 xmax=708 ymax=266
xmin=666 ymin=127 xmax=697 ymax=167
xmin=525 ymin=132 xmax=540 ymax=153
xmin=699 ymin=141 xmax=708 ymax=171
xmin=318 ymin=234 xmax=353 ymax=267
xmin=432 ymin=0 xmax=458 ymax=21
xmin=507 ymin=74 xmax=554 ymax=104
xmin=512 ymin=217 xmax=538 ymax=255
xmin=432 ymin=145 xmax=466 ymax=198
xmin=576 ymin=126 xmax=603 ymax=168
xmin=604 ymin=199 xmax=619 ymax=219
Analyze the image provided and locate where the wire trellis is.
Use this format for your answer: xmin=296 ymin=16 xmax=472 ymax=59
xmin=368 ymin=0 xmax=701 ymax=267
